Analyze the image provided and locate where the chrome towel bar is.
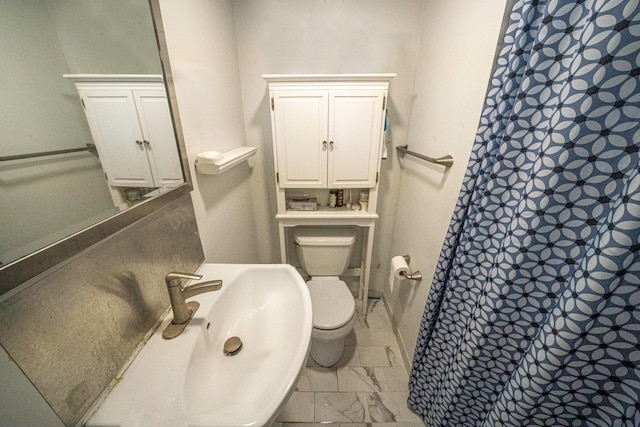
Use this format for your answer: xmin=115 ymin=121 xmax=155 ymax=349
xmin=396 ymin=144 xmax=454 ymax=168
xmin=0 ymin=146 xmax=92 ymax=162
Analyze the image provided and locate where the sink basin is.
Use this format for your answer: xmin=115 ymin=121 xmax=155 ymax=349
xmin=87 ymin=264 xmax=312 ymax=427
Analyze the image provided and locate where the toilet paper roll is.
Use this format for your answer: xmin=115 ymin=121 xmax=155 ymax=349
xmin=389 ymin=255 xmax=410 ymax=292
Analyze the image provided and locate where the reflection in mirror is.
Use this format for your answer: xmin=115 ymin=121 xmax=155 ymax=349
xmin=0 ymin=0 xmax=185 ymax=272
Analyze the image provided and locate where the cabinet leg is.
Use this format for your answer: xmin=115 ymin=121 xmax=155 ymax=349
xmin=360 ymin=224 xmax=375 ymax=314
xmin=278 ymin=223 xmax=287 ymax=263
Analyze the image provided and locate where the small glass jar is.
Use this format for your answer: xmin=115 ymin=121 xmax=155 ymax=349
xmin=359 ymin=191 xmax=369 ymax=212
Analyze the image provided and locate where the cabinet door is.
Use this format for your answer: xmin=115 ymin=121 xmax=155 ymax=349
xmin=81 ymin=89 xmax=155 ymax=187
xmin=328 ymin=90 xmax=385 ymax=187
xmin=273 ymin=91 xmax=328 ymax=188
xmin=133 ymin=89 xmax=183 ymax=187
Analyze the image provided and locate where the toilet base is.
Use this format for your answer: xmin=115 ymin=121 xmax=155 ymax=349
xmin=310 ymin=336 xmax=345 ymax=367
xmin=308 ymin=314 xmax=356 ymax=367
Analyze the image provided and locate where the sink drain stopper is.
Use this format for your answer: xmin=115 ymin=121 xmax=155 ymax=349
xmin=223 ymin=336 xmax=242 ymax=356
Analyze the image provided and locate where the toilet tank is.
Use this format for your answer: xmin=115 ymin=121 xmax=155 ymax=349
xmin=293 ymin=227 xmax=356 ymax=276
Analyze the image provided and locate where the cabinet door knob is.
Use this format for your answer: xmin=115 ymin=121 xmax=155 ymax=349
xmin=136 ymin=140 xmax=143 ymax=146
xmin=322 ymin=141 xmax=327 ymax=150
xmin=329 ymin=141 xmax=334 ymax=150
xmin=143 ymin=140 xmax=150 ymax=147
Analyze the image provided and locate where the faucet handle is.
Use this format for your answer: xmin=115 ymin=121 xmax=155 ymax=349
xmin=165 ymin=272 xmax=202 ymax=288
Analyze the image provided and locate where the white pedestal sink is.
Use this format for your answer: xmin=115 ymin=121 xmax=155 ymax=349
xmin=87 ymin=264 xmax=312 ymax=427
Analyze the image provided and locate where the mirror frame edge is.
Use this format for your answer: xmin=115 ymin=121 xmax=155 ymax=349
xmin=0 ymin=0 xmax=194 ymax=296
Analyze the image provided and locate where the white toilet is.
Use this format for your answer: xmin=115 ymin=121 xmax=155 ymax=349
xmin=294 ymin=227 xmax=357 ymax=367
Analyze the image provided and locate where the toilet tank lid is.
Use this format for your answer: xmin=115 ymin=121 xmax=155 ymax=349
xmin=294 ymin=227 xmax=356 ymax=246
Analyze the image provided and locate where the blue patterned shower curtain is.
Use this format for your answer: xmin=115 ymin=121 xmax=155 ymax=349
xmin=408 ymin=1 xmax=640 ymax=426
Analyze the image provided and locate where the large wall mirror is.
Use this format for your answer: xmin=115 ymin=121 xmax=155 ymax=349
xmin=0 ymin=0 xmax=192 ymax=294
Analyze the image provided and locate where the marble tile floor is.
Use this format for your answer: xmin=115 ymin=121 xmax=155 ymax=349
xmin=272 ymin=298 xmax=425 ymax=427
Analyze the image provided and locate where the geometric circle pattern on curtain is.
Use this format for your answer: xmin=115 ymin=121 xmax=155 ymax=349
xmin=408 ymin=0 xmax=640 ymax=425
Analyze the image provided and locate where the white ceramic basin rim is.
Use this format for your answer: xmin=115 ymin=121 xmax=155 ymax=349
xmin=87 ymin=264 xmax=313 ymax=427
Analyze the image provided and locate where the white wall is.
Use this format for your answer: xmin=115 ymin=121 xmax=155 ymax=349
xmin=160 ymin=0 xmax=260 ymax=263
xmin=384 ymin=0 xmax=509 ymax=365
xmin=232 ymin=0 xmax=425 ymax=270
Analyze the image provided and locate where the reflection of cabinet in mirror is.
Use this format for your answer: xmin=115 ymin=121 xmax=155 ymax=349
xmin=68 ymin=75 xmax=182 ymax=189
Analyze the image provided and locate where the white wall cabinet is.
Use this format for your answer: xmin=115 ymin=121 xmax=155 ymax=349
xmin=74 ymin=78 xmax=182 ymax=188
xmin=264 ymin=74 xmax=395 ymax=312
xmin=271 ymin=87 xmax=385 ymax=188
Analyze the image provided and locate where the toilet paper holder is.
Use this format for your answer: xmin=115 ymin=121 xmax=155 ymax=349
xmin=401 ymin=255 xmax=423 ymax=281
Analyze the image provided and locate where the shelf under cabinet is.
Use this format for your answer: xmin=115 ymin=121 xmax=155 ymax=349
xmin=277 ymin=206 xmax=378 ymax=221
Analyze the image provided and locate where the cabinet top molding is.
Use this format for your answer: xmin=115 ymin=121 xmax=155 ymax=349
xmin=262 ymin=73 xmax=396 ymax=83
xmin=63 ymin=74 xmax=164 ymax=83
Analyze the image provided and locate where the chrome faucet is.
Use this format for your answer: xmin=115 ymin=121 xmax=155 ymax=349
xmin=162 ymin=272 xmax=222 ymax=339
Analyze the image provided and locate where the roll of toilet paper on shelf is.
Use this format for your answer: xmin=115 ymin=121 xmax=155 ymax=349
xmin=389 ymin=255 xmax=410 ymax=292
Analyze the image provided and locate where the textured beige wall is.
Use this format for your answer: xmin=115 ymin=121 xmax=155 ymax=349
xmin=0 ymin=194 xmax=203 ymax=426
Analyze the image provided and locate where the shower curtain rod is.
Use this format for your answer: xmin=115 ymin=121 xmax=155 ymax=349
xmin=396 ymin=144 xmax=454 ymax=168
xmin=0 ymin=146 xmax=91 ymax=162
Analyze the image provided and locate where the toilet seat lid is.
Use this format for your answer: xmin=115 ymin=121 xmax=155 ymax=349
xmin=307 ymin=279 xmax=355 ymax=330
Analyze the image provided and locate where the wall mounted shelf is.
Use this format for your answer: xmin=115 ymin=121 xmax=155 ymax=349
xmin=195 ymin=146 xmax=257 ymax=175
